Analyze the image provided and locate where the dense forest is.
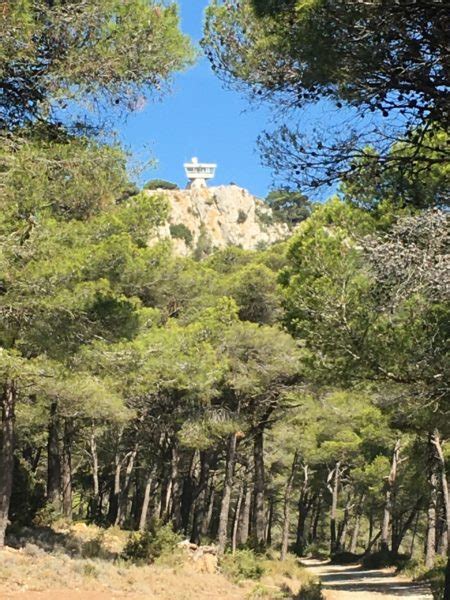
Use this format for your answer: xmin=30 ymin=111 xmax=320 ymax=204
xmin=0 ymin=1 xmax=448 ymax=599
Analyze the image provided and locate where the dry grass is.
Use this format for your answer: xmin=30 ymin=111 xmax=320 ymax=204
xmin=0 ymin=545 xmax=245 ymax=600
xmin=1 ymin=525 xmax=322 ymax=600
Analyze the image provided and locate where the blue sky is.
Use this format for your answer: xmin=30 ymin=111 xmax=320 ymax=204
xmin=119 ymin=1 xmax=276 ymax=198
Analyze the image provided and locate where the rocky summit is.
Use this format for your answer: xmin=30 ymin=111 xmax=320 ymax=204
xmin=147 ymin=184 xmax=289 ymax=256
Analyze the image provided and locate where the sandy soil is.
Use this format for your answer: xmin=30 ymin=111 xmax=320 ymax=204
xmin=302 ymin=558 xmax=433 ymax=600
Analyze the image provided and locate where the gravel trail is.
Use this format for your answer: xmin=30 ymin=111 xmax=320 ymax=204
xmin=301 ymin=558 xmax=432 ymax=600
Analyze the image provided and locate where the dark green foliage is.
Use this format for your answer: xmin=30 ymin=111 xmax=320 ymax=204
xmin=169 ymin=223 xmax=194 ymax=246
xmin=122 ymin=521 xmax=181 ymax=564
xmin=193 ymin=225 xmax=213 ymax=260
xmin=265 ymin=190 xmax=312 ymax=227
xmin=1 ymin=1 xmax=194 ymax=128
xmin=144 ymin=179 xmax=180 ymax=191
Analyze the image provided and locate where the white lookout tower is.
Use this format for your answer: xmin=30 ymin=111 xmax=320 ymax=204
xmin=184 ymin=157 xmax=217 ymax=189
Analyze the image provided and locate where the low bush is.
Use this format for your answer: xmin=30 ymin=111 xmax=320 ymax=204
xmin=302 ymin=542 xmax=329 ymax=560
xmin=362 ymin=549 xmax=399 ymax=569
xmin=122 ymin=520 xmax=181 ymax=564
xmin=294 ymin=580 xmax=323 ymax=600
xmin=330 ymin=551 xmax=360 ymax=565
xmin=221 ymin=549 xmax=265 ymax=582
xmin=399 ymin=556 xmax=446 ymax=600
xmin=144 ymin=179 xmax=179 ymax=190
xmin=169 ymin=223 xmax=193 ymax=246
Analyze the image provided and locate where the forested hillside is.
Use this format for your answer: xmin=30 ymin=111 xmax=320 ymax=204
xmin=1 ymin=1 xmax=448 ymax=600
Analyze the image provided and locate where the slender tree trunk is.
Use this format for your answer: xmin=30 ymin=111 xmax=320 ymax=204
xmin=431 ymin=430 xmax=450 ymax=556
xmin=89 ymin=427 xmax=100 ymax=520
xmin=180 ymin=451 xmax=196 ymax=534
xmin=169 ymin=445 xmax=182 ymax=529
xmin=237 ymin=482 xmax=252 ymax=546
xmin=337 ymin=494 xmax=352 ymax=552
xmin=61 ymin=419 xmax=73 ymax=520
xmin=328 ymin=461 xmax=341 ymax=555
xmin=295 ymin=464 xmax=311 ymax=555
xmin=47 ymin=401 xmax=61 ymax=508
xmin=117 ymin=444 xmax=138 ymax=526
xmin=266 ymin=496 xmax=274 ymax=546
xmin=310 ymin=492 xmax=322 ymax=545
xmin=108 ymin=452 xmax=122 ymax=525
xmin=139 ymin=473 xmax=153 ymax=531
xmin=191 ymin=450 xmax=213 ymax=544
xmin=217 ymin=433 xmax=237 ymax=554
xmin=350 ymin=495 xmax=365 ymax=554
xmin=392 ymin=498 xmax=422 ymax=556
xmin=232 ymin=485 xmax=244 ymax=554
xmin=0 ymin=380 xmax=15 ymax=548
xmin=202 ymin=480 xmax=216 ymax=538
xmin=426 ymin=434 xmax=439 ymax=568
xmin=281 ymin=452 xmax=298 ymax=560
xmin=253 ymin=425 xmax=266 ymax=548
xmin=381 ymin=439 xmax=401 ymax=554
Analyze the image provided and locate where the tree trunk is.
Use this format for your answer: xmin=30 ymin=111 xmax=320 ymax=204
xmin=281 ymin=452 xmax=298 ymax=560
xmin=0 ymin=380 xmax=16 ymax=548
xmin=180 ymin=451 xmax=196 ymax=534
xmin=139 ymin=473 xmax=153 ymax=531
xmin=253 ymin=425 xmax=266 ymax=548
xmin=350 ymin=495 xmax=365 ymax=554
xmin=295 ymin=464 xmax=311 ymax=555
xmin=237 ymin=482 xmax=252 ymax=546
xmin=61 ymin=419 xmax=73 ymax=520
xmin=310 ymin=492 xmax=322 ymax=545
xmin=191 ymin=450 xmax=213 ymax=544
xmin=426 ymin=434 xmax=439 ymax=568
xmin=117 ymin=444 xmax=138 ymax=526
xmin=89 ymin=427 xmax=100 ymax=521
xmin=108 ymin=452 xmax=122 ymax=525
xmin=201 ymin=479 xmax=216 ymax=538
xmin=232 ymin=485 xmax=244 ymax=554
xmin=329 ymin=461 xmax=341 ymax=555
xmin=266 ymin=496 xmax=274 ymax=546
xmin=337 ymin=494 xmax=352 ymax=552
xmin=47 ymin=401 xmax=61 ymax=509
xmin=392 ymin=498 xmax=422 ymax=556
xmin=217 ymin=433 xmax=237 ymax=554
xmin=432 ymin=431 xmax=450 ymax=554
xmin=381 ymin=438 xmax=401 ymax=554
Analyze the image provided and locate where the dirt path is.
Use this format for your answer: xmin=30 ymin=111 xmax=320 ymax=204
xmin=301 ymin=558 xmax=432 ymax=600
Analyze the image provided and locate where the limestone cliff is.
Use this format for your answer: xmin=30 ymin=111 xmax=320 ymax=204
xmin=147 ymin=185 xmax=289 ymax=256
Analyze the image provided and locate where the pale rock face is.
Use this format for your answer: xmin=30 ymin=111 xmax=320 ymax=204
xmin=147 ymin=185 xmax=288 ymax=256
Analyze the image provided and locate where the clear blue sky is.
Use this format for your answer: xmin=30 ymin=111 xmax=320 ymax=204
xmin=118 ymin=1 xmax=350 ymax=200
xmin=119 ymin=1 xmax=276 ymax=198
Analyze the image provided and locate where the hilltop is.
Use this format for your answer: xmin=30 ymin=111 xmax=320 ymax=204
xmin=147 ymin=184 xmax=289 ymax=256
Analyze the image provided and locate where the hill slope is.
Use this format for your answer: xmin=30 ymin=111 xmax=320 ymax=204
xmin=148 ymin=185 xmax=288 ymax=255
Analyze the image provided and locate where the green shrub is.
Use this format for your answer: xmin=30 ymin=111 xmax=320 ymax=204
xmin=330 ymin=550 xmax=360 ymax=564
xmin=144 ymin=179 xmax=179 ymax=190
xmin=294 ymin=581 xmax=323 ymax=600
xmin=303 ymin=542 xmax=329 ymax=560
xmin=246 ymin=583 xmax=287 ymax=599
xmin=169 ymin=223 xmax=193 ymax=246
xmin=361 ymin=549 xmax=398 ymax=569
xmin=122 ymin=521 xmax=181 ymax=564
xmin=221 ymin=549 xmax=265 ymax=582
xmin=32 ymin=503 xmax=62 ymax=527
xmin=407 ymin=556 xmax=446 ymax=600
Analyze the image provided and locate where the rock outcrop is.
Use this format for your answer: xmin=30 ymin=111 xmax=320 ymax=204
xmin=147 ymin=185 xmax=288 ymax=256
